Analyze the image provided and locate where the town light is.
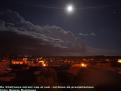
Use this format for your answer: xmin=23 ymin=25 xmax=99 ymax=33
xmin=39 ymin=60 xmax=47 ymax=67
xmin=42 ymin=63 xmax=47 ymax=67
xmin=117 ymin=59 xmax=121 ymax=63
xmin=80 ymin=63 xmax=87 ymax=68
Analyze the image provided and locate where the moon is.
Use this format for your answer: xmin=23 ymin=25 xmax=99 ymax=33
xmin=66 ymin=4 xmax=74 ymax=14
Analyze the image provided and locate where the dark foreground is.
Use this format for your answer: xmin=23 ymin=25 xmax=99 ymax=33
xmin=0 ymin=65 xmax=121 ymax=91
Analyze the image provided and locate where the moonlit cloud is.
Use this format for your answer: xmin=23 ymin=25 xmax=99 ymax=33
xmin=0 ymin=10 xmax=119 ymax=56
xmin=79 ymin=32 xmax=96 ymax=37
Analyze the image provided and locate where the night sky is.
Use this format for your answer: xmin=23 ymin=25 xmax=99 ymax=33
xmin=0 ymin=0 xmax=121 ymax=56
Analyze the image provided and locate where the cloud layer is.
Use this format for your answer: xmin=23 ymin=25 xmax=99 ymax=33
xmin=0 ymin=10 xmax=119 ymax=56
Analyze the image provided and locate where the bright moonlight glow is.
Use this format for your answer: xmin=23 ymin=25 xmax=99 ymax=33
xmin=66 ymin=4 xmax=74 ymax=13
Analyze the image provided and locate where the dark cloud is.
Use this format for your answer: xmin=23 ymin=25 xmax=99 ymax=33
xmin=0 ymin=10 xmax=119 ymax=56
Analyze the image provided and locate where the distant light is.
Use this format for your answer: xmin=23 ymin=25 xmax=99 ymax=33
xmin=80 ymin=63 xmax=87 ymax=68
xmin=43 ymin=63 xmax=47 ymax=67
xmin=66 ymin=4 xmax=74 ymax=13
xmin=39 ymin=60 xmax=47 ymax=67
xmin=39 ymin=60 xmax=44 ymax=64
xmin=117 ymin=59 xmax=121 ymax=63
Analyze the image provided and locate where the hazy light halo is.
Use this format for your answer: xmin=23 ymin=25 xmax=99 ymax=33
xmin=66 ymin=4 xmax=74 ymax=14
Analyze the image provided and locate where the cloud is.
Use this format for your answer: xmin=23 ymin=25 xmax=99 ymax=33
xmin=79 ymin=32 xmax=96 ymax=37
xmin=0 ymin=10 xmax=119 ymax=56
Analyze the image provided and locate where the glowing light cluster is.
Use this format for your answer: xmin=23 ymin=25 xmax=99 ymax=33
xmin=80 ymin=63 xmax=87 ymax=68
xmin=39 ymin=60 xmax=47 ymax=67
xmin=117 ymin=59 xmax=121 ymax=63
xmin=12 ymin=61 xmax=24 ymax=65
